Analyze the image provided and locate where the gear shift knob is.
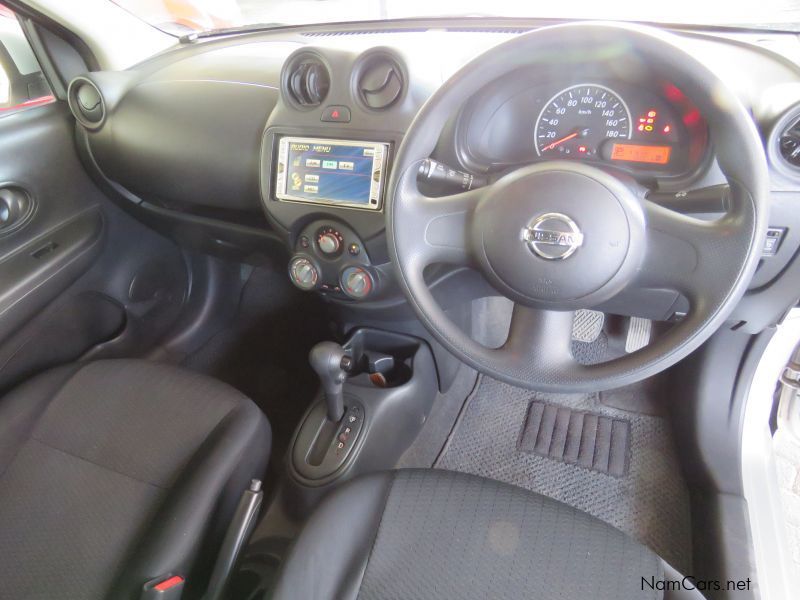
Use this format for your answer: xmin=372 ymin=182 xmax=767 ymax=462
xmin=309 ymin=341 xmax=352 ymax=422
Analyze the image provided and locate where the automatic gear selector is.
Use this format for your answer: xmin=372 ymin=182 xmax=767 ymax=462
xmin=308 ymin=341 xmax=353 ymax=422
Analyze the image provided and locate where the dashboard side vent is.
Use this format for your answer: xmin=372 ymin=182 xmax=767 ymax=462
xmin=67 ymin=76 xmax=106 ymax=130
xmin=285 ymin=56 xmax=330 ymax=107
xmin=779 ymin=116 xmax=800 ymax=169
xmin=356 ymin=53 xmax=404 ymax=110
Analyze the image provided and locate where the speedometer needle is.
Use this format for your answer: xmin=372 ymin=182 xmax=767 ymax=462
xmin=543 ymin=132 xmax=578 ymax=151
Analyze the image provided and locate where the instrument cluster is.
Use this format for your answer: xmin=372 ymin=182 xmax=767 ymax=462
xmin=457 ymin=73 xmax=709 ymax=183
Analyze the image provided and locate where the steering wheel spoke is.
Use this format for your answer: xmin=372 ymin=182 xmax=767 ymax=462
xmin=393 ymin=161 xmax=485 ymax=268
xmin=635 ymin=196 xmax=744 ymax=302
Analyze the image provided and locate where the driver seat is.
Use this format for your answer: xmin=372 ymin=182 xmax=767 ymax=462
xmin=273 ymin=469 xmax=703 ymax=599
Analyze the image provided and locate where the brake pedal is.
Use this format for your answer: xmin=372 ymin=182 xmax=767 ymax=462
xmin=625 ymin=317 xmax=652 ymax=353
xmin=572 ymin=309 xmax=604 ymax=343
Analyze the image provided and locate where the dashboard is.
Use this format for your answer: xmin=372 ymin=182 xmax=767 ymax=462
xmin=68 ymin=20 xmax=800 ymax=331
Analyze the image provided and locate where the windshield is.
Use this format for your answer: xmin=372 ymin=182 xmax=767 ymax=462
xmin=112 ymin=0 xmax=800 ymax=36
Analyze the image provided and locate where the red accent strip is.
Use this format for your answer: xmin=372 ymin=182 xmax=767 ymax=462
xmin=154 ymin=575 xmax=184 ymax=592
xmin=0 ymin=95 xmax=55 ymax=112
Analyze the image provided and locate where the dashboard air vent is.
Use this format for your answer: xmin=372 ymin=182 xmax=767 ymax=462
xmin=286 ymin=57 xmax=330 ymax=107
xmin=779 ymin=116 xmax=800 ymax=169
xmin=67 ymin=77 xmax=106 ymax=130
xmin=356 ymin=54 xmax=404 ymax=110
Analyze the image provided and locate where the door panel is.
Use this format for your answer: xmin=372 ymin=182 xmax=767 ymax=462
xmin=0 ymin=103 xmax=105 ymax=341
xmin=0 ymin=100 xmax=192 ymax=391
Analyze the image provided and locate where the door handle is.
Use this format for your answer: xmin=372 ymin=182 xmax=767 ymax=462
xmin=0 ymin=186 xmax=34 ymax=234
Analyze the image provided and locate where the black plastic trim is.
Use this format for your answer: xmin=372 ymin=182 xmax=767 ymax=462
xmin=0 ymin=207 xmax=105 ymax=342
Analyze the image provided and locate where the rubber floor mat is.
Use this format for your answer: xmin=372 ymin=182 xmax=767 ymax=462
xmin=519 ymin=400 xmax=631 ymax=477
xmin=435 ymin=376 xmax=692 ymax=572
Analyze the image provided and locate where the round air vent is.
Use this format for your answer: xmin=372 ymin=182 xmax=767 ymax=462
xmin=285 ymin=55 xmax=330 ymax=108
xmin=355 ymin=53 xmax=404 ymax=110
xmin=67 ymin=77 xmax=106 ymax=130
xmin=779 ymin=116 xmax=800 ymax=168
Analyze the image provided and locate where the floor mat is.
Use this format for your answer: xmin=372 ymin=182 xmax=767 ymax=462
xmin=435 ymin=376 xmax=692 ymax=572
xmin=183 ymin=265 xmax=330 ymax=462
xmin=519 ymin=400 xmax=631 ymax=477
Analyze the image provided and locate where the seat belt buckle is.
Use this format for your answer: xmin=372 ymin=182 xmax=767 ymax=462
xmin=141 ymin=574 xmax=185 ymax=600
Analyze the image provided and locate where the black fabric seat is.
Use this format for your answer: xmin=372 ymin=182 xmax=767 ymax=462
xmin=0 ymin=359 xmax=270 ymax=600
xmin=273 ymin=469 xmax=702 ymax=600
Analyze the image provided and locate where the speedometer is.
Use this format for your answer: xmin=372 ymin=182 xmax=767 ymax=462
xmin=535 ymin=84 xmax=632 ymax=157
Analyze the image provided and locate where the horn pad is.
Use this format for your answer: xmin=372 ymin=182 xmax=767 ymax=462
xmin=472 ymin=162 xmax=645 ymax=309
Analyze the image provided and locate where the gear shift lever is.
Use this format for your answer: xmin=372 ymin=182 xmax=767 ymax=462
xmin=309 ymin=341 xmax=353 ymax=422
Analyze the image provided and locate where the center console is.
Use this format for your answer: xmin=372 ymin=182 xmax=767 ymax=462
xmin=287 ymin=218 xmax=385 ymax=300
xmin=285 ymin=328 xmax=438 ymax=514
xmin=255 ymin=47 xmax=443 ymax=309
xmin=260 ymin=127 xmax=400 ymax=304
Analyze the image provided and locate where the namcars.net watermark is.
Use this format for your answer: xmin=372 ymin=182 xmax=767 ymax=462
xmin=642 ymin=576 xmax=752 ymax=593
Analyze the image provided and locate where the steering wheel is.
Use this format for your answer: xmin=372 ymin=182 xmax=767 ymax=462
xmin=386 ymin=22 xmax=769 ymax=392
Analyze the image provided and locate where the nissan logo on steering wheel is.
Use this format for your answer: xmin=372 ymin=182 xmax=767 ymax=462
xmin=522 ymin=212 xmax=585 ymax=260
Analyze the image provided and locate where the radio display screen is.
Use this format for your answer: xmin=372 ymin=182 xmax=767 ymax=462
xmin=275 ymin=137 xmax=389 ymax=210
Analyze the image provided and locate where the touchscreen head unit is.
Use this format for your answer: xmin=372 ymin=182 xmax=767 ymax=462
xmin=275 ymin=137 xmax=389 ymax=210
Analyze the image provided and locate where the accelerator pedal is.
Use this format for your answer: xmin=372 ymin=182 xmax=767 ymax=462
xmin=625 ymin=317 xmax=652 ymax=353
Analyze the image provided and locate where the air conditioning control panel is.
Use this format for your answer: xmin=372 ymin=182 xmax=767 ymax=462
xmin=288 ymin=220 xmax=378 ymax=301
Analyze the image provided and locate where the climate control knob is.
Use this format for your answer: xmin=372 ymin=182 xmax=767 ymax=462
xmin=289 ymin=256 xmax=319 ymax=291
xmin=341 ymin=266 xmax=373 ymax=300
xmin=318 ymin=232 xmax=341 ymax=255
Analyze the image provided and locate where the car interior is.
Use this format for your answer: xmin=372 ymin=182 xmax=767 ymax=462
xmin=1 ymin=1 xmax=799 ymax=598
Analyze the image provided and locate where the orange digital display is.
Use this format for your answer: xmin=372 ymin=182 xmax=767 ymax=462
xmin=611 ymin=143 xmax=671 ymax=165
